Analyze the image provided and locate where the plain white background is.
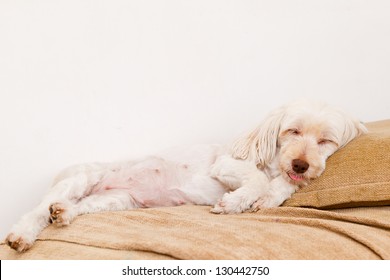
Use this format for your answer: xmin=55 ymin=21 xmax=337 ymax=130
xmin=0 ymin=0 xmax=389 ymax=239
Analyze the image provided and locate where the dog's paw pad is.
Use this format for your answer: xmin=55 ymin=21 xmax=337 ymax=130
xmin=5 ymin=233 xmax=32 ymax=252
xmin=49 ymin=203 xmax=70 ymax=226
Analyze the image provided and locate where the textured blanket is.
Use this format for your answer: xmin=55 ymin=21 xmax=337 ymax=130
xmin=1 ymin=205 xmax=389 ymax=259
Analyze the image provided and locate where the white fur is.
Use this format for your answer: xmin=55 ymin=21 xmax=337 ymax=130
xmin=6 ymin=101 xmax=366 ymax=252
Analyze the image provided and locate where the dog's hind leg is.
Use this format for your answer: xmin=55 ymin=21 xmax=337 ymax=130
xmin=6 ymin=169 xmax=105 ymax=252
xmin=48 ymin=189 xmax=138 ymax=226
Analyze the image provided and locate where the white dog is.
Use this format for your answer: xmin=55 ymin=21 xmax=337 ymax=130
xmin=6 ymin=101 xmax=366 ymax=252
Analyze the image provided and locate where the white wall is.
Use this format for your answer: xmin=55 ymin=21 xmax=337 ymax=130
xmin=1 ymin=0 xmax=389 ymax=239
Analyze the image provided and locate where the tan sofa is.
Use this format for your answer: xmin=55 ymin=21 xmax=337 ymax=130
xmin=1 ymin=120 xmax=389 ymax=260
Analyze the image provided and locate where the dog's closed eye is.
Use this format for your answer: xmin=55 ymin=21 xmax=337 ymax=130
xmin=317 ymin=139 xmax=338 ymax=146
xmin=285 ymin=128 xmax=301 ymax=136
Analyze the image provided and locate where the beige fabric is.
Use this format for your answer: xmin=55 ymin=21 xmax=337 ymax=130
xmin=0 ymin=240 xmax=173 ymax=260
xmin=284 ymin=120 xmax=390 ymax=209
xmin=1 ymin=205 xmax=390 ymax=260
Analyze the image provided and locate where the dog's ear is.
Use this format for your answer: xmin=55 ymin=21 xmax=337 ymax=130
xmin=231 ymin=107 xmax=285 ymax=168
xmin=339 ymin=117 xmax=368 ymax=148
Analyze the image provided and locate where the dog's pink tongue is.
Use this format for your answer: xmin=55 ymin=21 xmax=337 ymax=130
xmin=289 ymin=173 xmax=304 ymax=181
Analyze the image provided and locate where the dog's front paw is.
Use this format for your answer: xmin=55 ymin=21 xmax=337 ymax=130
xmin=49 ymin=202 xmax=74 ymax=226
xmin=250 ymin=196 xmax=280 ymax=211
xmin=5 ymin=233 xmax=33 ymax=252
xmin=210 ymin=200 xmax=226 ymax=214
xmin=210 ymin=191 xmax=253 ymax=214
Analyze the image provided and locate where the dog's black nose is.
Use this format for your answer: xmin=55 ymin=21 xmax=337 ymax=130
xmin=292 ymin=159 xmax=309 ymax=174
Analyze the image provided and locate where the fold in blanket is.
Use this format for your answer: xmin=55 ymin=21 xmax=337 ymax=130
xmin=1 ymin=205 xmax=389 ymax=259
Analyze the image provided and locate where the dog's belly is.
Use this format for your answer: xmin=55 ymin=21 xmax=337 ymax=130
xmin=91 ymin=156 xmax=225 ymax=207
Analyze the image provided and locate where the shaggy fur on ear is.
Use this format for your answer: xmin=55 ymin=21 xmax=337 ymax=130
xmin=340 ymin=118 xmax=368 ymax=148
xmin=231 ymin=107 xmax=286 ymax=168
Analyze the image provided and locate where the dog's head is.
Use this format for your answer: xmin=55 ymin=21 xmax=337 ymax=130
xmin=232 ymin=101 xmax=367 ymax=186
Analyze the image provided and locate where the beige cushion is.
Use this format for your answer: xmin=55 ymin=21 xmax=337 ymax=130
xmin=283 ymin=120 xmax=390 ymax=209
